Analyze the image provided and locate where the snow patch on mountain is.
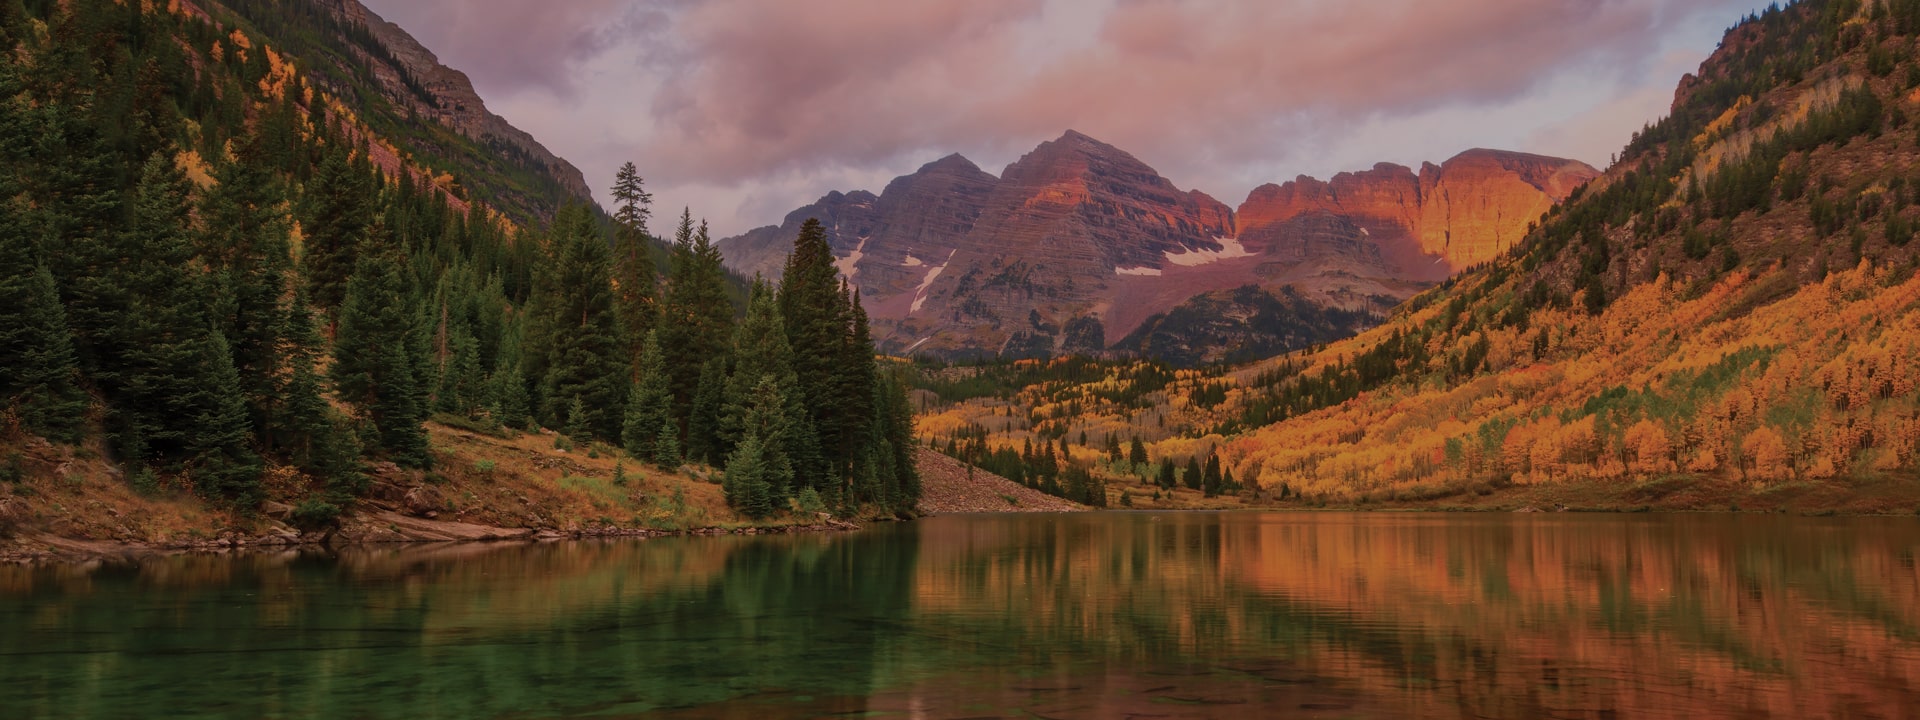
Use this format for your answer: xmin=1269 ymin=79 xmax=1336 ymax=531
xmin=1163 ymin=236 xmax=1255 ymax=267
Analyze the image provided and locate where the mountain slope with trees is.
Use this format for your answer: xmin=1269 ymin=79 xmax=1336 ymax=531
xmin=915 ymin=0 xmax=1920 ymax=512
xmin=0 ymin=0 xmax=916 ymax=554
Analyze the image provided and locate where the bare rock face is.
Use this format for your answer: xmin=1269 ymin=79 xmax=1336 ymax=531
xmin=719 ymin=133 xmax=1595 ymax=365
xmin=1414 ymin=149 xmax=1598 ymax=269
xmin=1238 ymin=149 xmax=1598 ymax=278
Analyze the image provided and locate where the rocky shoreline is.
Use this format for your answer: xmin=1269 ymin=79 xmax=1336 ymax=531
xmin=0 ymin=512 xmax=865 ymax=565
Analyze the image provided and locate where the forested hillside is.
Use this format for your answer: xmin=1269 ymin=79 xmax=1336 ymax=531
xmin=916 ymin=0 xmax=1920 ymax=512
xmin=0 ymin=0 xmax=916 ymax=550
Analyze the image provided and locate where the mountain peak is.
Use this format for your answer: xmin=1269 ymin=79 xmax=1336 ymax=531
xmin=919 ymin=153 xmax=985 ymax=175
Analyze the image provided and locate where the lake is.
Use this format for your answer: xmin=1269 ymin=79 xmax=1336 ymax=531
xmin=4 ymin=512 xmax=1919 ymax=719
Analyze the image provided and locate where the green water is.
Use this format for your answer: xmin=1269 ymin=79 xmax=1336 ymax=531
xmin=5 ymin=512 xmax=1920 ymax=719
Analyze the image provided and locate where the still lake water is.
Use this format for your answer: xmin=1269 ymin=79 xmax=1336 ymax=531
xmin=4 ymin=512 xmax=1920 ymax=719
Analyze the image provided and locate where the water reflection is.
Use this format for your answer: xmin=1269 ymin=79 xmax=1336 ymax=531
xmin=3 ymin=513 xmax=1918 ymax=718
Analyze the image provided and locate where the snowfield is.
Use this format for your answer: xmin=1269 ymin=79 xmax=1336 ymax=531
xmin=1162 ymin=236 xmax=1255 ymax=267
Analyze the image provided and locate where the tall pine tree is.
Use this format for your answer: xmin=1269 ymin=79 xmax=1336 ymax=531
xmin=332 ymin=242 xmax=431 ymax=468
xmin=609 ymin=162 xmax=658 ymax=372
xmin=300 ymin=138 xmax=376 ymax=317
xmin=659 ymin=209 xmax=735 ymax=427
xmin=720 ymin=282 xmax=813 ymax=502
xmin=685 ymin=355 xmax=727 ymax=465
xmin=0 ymin=61 xmax=86 ymax=441
xmin=778 ymin=218 xmax=866 ymax=486
xmin=103 ymin=155 xmax=261 ymax=499
xmin=530 ymin=203 xmax=625 ymax=441
xmin=199 ymin=131 xmax=297 ymax=441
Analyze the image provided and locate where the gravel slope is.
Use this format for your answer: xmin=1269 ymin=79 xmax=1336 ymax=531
xmin=915 ymin=449 xmax=1086 ymax=514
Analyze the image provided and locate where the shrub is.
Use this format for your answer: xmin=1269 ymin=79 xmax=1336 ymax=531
xmin=130 ymin=468 xmax=160 ymax=495
xmin=794 ymin=486 xmax=827 ymax=514
xmin=289 ymin=500 xmax=343 ymax=532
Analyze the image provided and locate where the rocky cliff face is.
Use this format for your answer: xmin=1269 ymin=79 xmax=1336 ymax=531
xmin=720 ymin=133 xmax=1595 ymax=365
xmin=1415 ymin=149 xmax=1597 ymax=269
xmin=1238 ymin=149 xmax=1599 ymax=277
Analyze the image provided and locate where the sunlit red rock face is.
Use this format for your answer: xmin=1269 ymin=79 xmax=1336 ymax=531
xmin=1239 ymin=149 xmax=1600 ymax=279
xmin=718 ymin=133 xmax=1595 ymax=362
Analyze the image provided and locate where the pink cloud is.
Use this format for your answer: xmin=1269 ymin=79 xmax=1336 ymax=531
xmin=360 ymin=0 xmax=1762 ymax=235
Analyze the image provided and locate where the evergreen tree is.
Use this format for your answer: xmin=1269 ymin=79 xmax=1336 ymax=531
xmin=491 ymin=362 xmax=532 ymax=430
xmin=653 ymin=414 xmax=681 ymax=468
xmin=868 ymin=364 xmax=920 ymax=513
xmin=0 ymin=245 xmax=87 ymax=442
xmin=609 ymin=162 xmax=658 ymax=373
xmin=37 ymin=99 xmax=125 ymax=346
xmin=1128 ymin=436 xmax=1148 ymax=466
xmin=723 ymin=374 xmax=796 ymax=513
xmin=685 ymin=356 xmax=726 ymax=464
xmin=199 ymin=132 xmax=297 ymax=440
xmin=300 ymin=139 xmax=374 ymax=315
xmin=332 ymin=246 xmax=431 ymax=468
xmin=531 ymin=203 xmax=625 ymax=441
xmin=1183 ymin=456 xmax=1203 ymax=491
xmin=99 ymin=156 xmax=260 ymax=499
xmin=659 ymin=209 xmax=735 ymax=425
xmin=0 ymin=56 xmax=85 ymax=443
xmin=0 ymin=69 xmax=86 ymax=441
xmin=720 ymin=280 xmax=814 ymax=483
xmin=779 ymin=218 xmax=866 ymax=481
xmin=723 ymin=433 xmax=775 ymax=519
xmin=488 ymin=317 xmax=532 ymax=429
xmin=610 ymin=161 xmax=653 ymax=236
xmin=622 ymin=330 xmax=672 ymax=462
xmin=1203 ymin=452 xmax=1223 ymax=497
xmin=279 ymin=282 xmax=363 ymax=494
xmin=1157 ymin=457 xmax=1177 ymax=489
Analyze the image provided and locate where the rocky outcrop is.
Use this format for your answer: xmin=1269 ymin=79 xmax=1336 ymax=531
xmin=720 ymin=133 xmax=1595 ymax=365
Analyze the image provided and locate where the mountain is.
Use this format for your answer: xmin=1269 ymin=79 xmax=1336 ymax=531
xmin=915 ymin=0 xmax=1920 ymax=511
xmin=216 ymin=0 xmax=591 ymax=224
xmin=721 ymin=132 xmax=1595 ymax=364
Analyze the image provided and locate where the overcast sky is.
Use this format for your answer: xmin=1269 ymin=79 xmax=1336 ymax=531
xmin=361 ymin=0 xmax=1765 ymax=238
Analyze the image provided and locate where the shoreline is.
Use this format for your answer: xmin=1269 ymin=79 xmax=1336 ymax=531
xmin=0 ymin=514 xmax=867 ymax=566
xmin=17 ymin=501 xmax=1918 ymax=566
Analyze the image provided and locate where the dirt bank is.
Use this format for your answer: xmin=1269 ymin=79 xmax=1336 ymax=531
xmin=915 ymin=449 xmax=1086 ymax=513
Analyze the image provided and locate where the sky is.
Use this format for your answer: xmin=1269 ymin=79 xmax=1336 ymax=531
xmin=361 ymin=0 xmax=1767 ymax=238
